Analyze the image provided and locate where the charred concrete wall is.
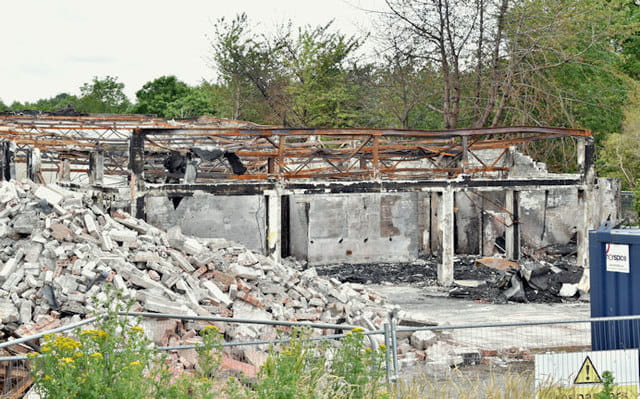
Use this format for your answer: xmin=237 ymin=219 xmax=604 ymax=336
xmin=289 ymin=193 xmax=419 ymax=265
xmin=144 ymin=193 xmax=267 ymax=253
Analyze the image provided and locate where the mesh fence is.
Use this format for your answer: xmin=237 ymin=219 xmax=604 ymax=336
xmin=1 ymin=314 xmax=640 ymax=397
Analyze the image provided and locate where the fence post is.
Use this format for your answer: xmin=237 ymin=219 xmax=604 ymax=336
xmin=383 ymin=323 xmax=392 ymax=383
xmin=389 ymin=312 xmax=399 ymax=382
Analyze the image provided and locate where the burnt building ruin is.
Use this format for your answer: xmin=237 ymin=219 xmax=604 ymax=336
xmin=0 ymin=112 xmax=618 ymax=287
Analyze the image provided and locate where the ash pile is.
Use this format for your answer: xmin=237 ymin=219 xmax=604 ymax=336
xmin=450 ymin=253 xmax=587 ymax=303
xmin=318 ymin=252 xmax=587 ymax=304
xmin=0 ymin=180 xmax=387 ymax=368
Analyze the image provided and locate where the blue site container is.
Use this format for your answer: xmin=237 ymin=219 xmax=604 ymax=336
xmin=589 ymin=229 xmax=640 ymax=351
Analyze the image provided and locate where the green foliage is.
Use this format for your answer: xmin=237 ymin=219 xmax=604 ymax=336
xmin=210 ymin=15 xmax=364 ymax=127
xmin=134 ymin=76 xmax=188 ymax=117
xmin=7 ymin=93 xmax=80 ymax=113
xmin=597 ymin=371 xmax=617 ymax=399
xmin=77 ymin=76 xmax=131 ymax=113
xmin=29 ymin=290 xmax=388 ymax=399
xmin=165 ymin=87 xmax=216 ymax=119
xmin=251 ymin=327 xmax=387 ymax=399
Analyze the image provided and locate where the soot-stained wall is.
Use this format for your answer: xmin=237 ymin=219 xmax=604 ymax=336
xmin=289 ymin=193 xmax=419 ymax=265
xmin=144 ymin=192 xmax=267 ymax=253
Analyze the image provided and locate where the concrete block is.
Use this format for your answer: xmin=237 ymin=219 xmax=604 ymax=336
xmin=0 ymin=248 xmax=25 ymax=282
xmin=201 ymin=281 xmax=232 ymax=306
xmin=167 ymin=249 xmax=195 ymax=272
xmin=0 ymin=181 xmax=18 ymax=203
xmin=83 ymin=213 xmax=98 ymax=233
xmin=0 ymin=299 xmax=19 ymax=323
xmin=410 ymin=330 xmax=437 ymax=350
xmin=230 ymin=263 xmax=263 ymax=280
xmin=13 ymin=212 xmax=37 ymax=234
xmin=133 ymin=251 xmax=162 ymax=263
xmin=183 ymin=237 xmax=204 ymax=255
xmin=142 ymin=294 xmax=196 ymax=316
xmin=34 ymin=185 xmax=64 ymax=206
xmin=19 ymin=300 xmax=31 ymax=324
xmin=109 ymin=230 xmax=138 ymax=243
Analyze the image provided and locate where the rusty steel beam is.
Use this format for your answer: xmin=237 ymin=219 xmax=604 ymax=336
xmin=0 ymin=114 xmax=591 ymax=183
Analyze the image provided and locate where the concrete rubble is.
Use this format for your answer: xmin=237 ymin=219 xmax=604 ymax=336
xmin=0 ymin=180 xmax=392 ymax=374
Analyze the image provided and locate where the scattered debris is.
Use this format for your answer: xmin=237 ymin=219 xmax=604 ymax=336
xmin=0 ymin=180 xmax=389 ymax=374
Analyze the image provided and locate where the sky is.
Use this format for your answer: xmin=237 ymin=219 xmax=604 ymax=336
xmin=0 ymin=0 xmax=384 ymax=105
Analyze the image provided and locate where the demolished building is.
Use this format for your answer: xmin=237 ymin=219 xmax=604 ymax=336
xmin=0 ymin=112 xmax=618 ymax=287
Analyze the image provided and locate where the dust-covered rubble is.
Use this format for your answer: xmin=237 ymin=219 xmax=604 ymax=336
xmin=0 ymin=180 xmax=389 ymax=372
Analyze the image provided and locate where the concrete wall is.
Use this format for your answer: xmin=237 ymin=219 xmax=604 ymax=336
xmin=290 ymin=193 xmax=419 ymax=265
xmin=144 ymin=192 xmax=266 ymax=252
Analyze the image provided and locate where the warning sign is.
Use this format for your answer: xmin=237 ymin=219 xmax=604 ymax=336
xmin=535 ymin=349 xmax=639 ymax=398
xmin=574 ymin=356 xmax=602 ymax=384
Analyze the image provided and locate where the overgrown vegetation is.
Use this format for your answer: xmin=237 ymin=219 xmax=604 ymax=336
xmin=27 ymin=287 xmax=388 ymax=398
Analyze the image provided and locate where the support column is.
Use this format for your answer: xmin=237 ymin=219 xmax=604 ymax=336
xmin=505 ymin=190 xmax=520 ymax=261
xmin=128 ymin=129 xmax=145 ymax=218
xmin=3 ymin=141 xmax=16 ymax=181
xmin=437 ymin=186 xmax=454 ymax=286
xmin=184 ymin=160 xmax=197 ymax=184
xmin=89 ymin=150 xmax=104 ymax=185
xmin=58 ymin=159 xmax=70 ymax=182
xmin=266 ymin=189 xmax=282 ymax=263
xmin=27 ymin=148 xmax=41 ymax=183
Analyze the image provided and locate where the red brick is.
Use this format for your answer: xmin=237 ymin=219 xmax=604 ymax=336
xmin=192 ymin=266 xmax=207 ymax=279
xmin=237 ymin=292 xmax=265 ymax=309
xmin=212 ymin=270 xmax=236 ymax=288
xmin=221 ymin=354 xmax=258 ymax=377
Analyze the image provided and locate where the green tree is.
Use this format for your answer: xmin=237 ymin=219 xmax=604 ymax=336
xmin=77 ymin=76 xmax=131 ymax=113
xmin=133 ymin=75 xmax=190 ymax=117
xmin=211 ymin=13 xmax=285 ymax=124
xmin=210 ymin=14 xmax=365 ymax=127
xmin=165 ymin=86 xmax=216 ymax=118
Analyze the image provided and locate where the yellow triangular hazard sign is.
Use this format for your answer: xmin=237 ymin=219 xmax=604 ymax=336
xmin=574 ymin=356 xmax=602 ymax=384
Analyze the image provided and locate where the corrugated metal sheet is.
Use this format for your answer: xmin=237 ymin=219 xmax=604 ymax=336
xmin=590 ymin=229 xmax=640 ymax=351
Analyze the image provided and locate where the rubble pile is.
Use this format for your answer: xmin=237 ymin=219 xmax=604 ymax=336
xmin=0 ymin=180 xmax=388 ymax=363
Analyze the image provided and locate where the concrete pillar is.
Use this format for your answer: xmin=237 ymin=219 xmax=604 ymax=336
xmin=184 ymin=160 xmax=197 ymax=183
xmin=3 ymin=141 xmax=16 ymax=181
xmin=437 ymin=186 xmax=454 ymax=286
xmin=266 ymin=189 xmax=282 ymax=263
xmin=89 ymin=151 xmax=104 ymax=185
xmin=505 ymin=190 xmax=520 ymax=261
xmin=128 ymin=129 xmax=145 ymax=192
xmin=58 ymin=159 xmax=71 ymax=182
xmin=27 ymin=148 xmax=41 ymax=182
xmin=577 ymin=188 xmax=594 ymax=268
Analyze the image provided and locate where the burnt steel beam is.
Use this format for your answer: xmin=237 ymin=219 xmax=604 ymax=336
xmin=140 ymin=177 xmax=583 ymax=196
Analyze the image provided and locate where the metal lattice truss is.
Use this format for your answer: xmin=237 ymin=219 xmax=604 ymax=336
xmin=0 ymin=113 xmax=591 ymax=183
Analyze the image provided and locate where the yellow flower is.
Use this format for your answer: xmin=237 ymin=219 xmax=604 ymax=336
xmin=129 ymin=326 xmax=144 ymax=333
xmin=379 ymin=344 xmax=387 ymax=350
xmin=81 ymin=330 xmax=108 ymax=339
xmin=74 ymin=352 xmax=83 ymax=358
xmin=41 ymin=346 xmax=51 ymax=352
xmin=90 ymin=353 xmax=103 ymax=359
xmin=365 ymin=347 xmax=372 ymax=353
xmin=27 ymin=352 xmax=38 ymax=358
xmin=351 ymin=327 xmax=364 ymax=333
xmin=59 ymin=357 xmax=74 ymax=365
xmin=129 ymin=361 xmax=141 ymax=367
xmin=43 ymin=375 xmax=51 ymax=381
xmin=203 ymin=325 xmax=219 ymax=332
